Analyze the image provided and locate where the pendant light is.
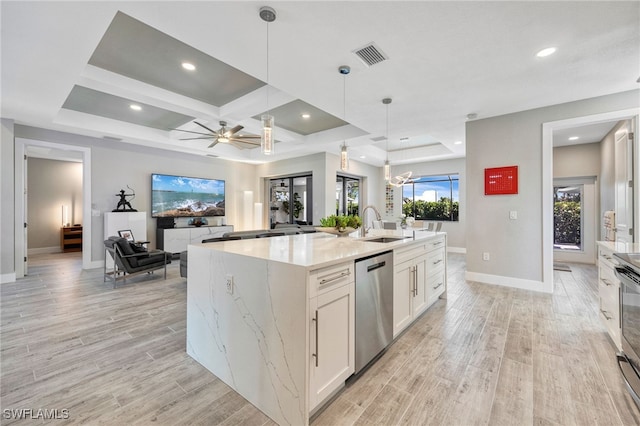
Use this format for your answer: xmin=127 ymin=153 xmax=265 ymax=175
xmin=260 ymin=6 xmax=276 ymax=155
xmin=339 ymin=65 xmax=350 ymax=171
xmin=383 ymin=98 xmax=391 ymax=181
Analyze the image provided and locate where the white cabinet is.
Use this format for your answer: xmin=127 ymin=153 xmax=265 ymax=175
xmin=598 ymin=243 xmax=621 ymax=350
xmin=393 ymin=235 xmax=447 ymax=337
xmin=425 ymin=240 xmax=446 ymax=307
xmin=104 ymin=212 xmax=147 ymax=241
xmin=157 ymin=226 xmax=233 ymax=253
xmin=308 ymin=262 xmax=355 ymax=412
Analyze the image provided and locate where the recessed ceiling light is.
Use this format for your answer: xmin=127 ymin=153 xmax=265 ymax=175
xmin=301 ymin=113 xmax=311 ymax=119
xmin=359 ymin=155 xmax=366 ymax=159
xmin=182 ymin=62 xmax=196 ymax=71
xmin=568 ymin=136 xmax=579 ymax=141
xmin=454 ymin=140 xmax=463 ymax=145
xmin=466 ymin=113 xmax=477 ymax=120
xmin=536 ymin=47 xmax=557 ymax=57
xmin=129 ymin=104 xmax=142 ymax=111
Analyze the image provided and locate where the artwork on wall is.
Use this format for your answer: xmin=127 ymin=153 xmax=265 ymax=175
xmin=485 ymin=165 xmax=518 ymax=195
xmin=385 ymin=183 xmax=394 ymax=215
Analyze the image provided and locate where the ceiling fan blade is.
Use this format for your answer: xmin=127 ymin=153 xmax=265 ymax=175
xmin=208 ymin=139 xmax=220 ymax=148
xmin=229 ymin=137 xmax=260 ymax=146
xmin=234 ymin=135 xmax=261 ymax=139
xmin=229 ymin=141 xmax=247 ymax=150
xmin=172 ymin=129 xmax=214 ymax=136
xmin=194 ymin=121 xmax=219 ymax=135
xmin=180 ymin=136 xmax=217 ymax=140
xmin=227 ymin=125 xmax=244 ymax=136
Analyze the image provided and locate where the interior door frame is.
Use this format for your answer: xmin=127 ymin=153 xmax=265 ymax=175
xmin=14 ymin=138 xmax=92 ymax=277
xmin=542 ymin=108 xmax=639 ymax=292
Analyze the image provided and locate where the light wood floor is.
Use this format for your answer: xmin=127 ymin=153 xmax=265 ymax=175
xmin=1 ymin=252 xmax=639 ymax=425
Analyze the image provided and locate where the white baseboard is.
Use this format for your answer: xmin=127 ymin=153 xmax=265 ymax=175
xmin=28 ymin=246 xmax=62 ymax=255
xmin=465 ymin=271 xmax=552 ymax=294
xmin=1 ymin=273 xmax=17 ymax=284
xmin=447 ymin=247 xmax=466 ymax=254
xmin=86 ymin=260 xmax=104 ymax=270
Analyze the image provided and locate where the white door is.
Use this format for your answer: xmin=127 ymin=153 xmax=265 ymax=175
xmin=23 ymin=155 xmax=28 ymax=275
xmin=614 ymin=128 xmax=634 ymax=243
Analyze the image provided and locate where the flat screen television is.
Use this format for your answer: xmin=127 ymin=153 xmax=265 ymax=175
xmin=151 ymin=173 xmax=225 ymax=217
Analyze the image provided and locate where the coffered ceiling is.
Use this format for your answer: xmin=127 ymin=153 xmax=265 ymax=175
xmin=2 ymin=1 xmax=639 ymax=166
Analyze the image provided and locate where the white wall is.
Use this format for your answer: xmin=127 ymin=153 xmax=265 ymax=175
xmin=389 ymin=157 xmax=466 ymax=251
xmin=466 ymin=89 xmax=639 ymax=291
xmin=27 ymin=158 xmax=83 ymax=252
xmin=1 ymin=119 xmax=15 ymax=282
xmin=600 ymin=120 xmax=633 ymax=240
xmin=257 ymin=151 xmax=384 ymax=226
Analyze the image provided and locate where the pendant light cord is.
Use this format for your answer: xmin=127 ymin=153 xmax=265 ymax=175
xmin=266 ymin=21 xmax=270 ymax=115
xmin=343 ymin=73 xmax=346 ymax=149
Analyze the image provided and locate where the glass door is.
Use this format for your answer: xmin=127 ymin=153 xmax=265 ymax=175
xmin=269 ymin=175 xmax=312 ymax=228
xmin=336 ymin=176 xmax=360 ymax=216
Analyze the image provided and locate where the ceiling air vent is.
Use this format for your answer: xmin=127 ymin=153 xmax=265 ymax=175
xmin=370 ymin=136 xmax=387 ymax=142
xmin=353 ymin=42 xmax=388 ymax=67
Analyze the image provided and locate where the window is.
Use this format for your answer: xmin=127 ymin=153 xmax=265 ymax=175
xmin=402 ymin=174 xmax=459 ymax=221
xmin=553 ymin=184 xmax=582 ymax=251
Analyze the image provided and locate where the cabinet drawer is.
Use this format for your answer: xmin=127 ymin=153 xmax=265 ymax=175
xmin=309 ymin=262 xmax=354 ymax=298
xmin=426 ymin=248 xmax=445 ymax=273
xmin=395 ymin=244 xmax=426 ymax=265
xmin=599 ymin=247 xmax=620 ymax=270
xmin=426 ymin=268 xmax=446 ymax=305
xmin=599 ymin=265 xmax=620 ymax=290
xmin=426 ymin=236 xmax=446 ymax=253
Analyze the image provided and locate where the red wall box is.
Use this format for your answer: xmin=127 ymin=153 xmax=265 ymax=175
xmin=484 ymin=166 xmax=518 ymax=195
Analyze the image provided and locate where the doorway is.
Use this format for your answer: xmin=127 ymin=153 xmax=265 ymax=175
xmin=542 ymin=108 xmax=639 ymax=291
xmin=14 ymin=138 xmax=92 ymax=278
xmin=268 ymin=175 xmax=312 ymax=228
xmin=336 ymin=175 xmax=360 ymax=216
xmin=553 ymin=178 xmax=596 ymax=264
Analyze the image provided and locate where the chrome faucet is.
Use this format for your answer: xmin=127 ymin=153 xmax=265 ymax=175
xmin=360 ymin=205 xmax=382 ymax=237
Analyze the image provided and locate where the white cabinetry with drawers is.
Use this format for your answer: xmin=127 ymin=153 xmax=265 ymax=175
xmin=308 ymin=261 xmax=355 ymax=411
xmin=393 ymin=234 xmax=447 ymax=337
xmin=598 ymin=243 xmax=621 ymax=350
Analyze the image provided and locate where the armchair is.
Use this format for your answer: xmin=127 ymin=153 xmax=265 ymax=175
xmin=104 ymin=236 xmax=171 ymax=288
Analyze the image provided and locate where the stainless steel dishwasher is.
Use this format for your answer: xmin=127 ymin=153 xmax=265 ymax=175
xmin=355 ymin=250 xmax=393 ymax=373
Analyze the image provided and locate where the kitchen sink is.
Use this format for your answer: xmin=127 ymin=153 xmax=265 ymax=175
xmin=365 ymin=236 xmax=411 ymax=243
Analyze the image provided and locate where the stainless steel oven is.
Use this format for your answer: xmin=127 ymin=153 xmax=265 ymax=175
xmin=614 ymin=253 xmax=640 ymax=408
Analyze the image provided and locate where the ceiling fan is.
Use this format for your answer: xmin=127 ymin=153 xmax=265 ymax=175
xmin=173 ymin=121 xmax=261 ymax=149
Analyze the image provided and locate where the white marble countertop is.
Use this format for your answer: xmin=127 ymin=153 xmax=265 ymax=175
xmin=190 ymin=228 xmax=445 ymax=270
xmin=596 ymin=240 xmax=640 ymax=254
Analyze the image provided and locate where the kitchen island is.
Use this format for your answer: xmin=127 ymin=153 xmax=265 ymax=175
xmin=186 ymin=229 xmax=446 ymax=425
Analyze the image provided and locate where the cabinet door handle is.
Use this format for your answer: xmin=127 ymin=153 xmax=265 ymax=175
xmin=601 ymin=309 xmax=612 ymax=320
xmin=433 ymin=282 xmax=443 ymax=290
xmin=602 ymin=278 xmax=614 ymax=287
xmin=432 ymin=259 xmax=443 ymax=266
xmin=312 ymin=310 xmax=319 ymax=367
xmin=414 ymin=266 xmax=418 ymax=297
xmin=319 ymin=270 xmax=350 ymax=285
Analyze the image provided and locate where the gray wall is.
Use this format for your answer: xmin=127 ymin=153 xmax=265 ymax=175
xmin=27 ymin=158 xmax=83 ymax=251
xmin=1 ymin=119 xmax=15 ymax=281
xmin=466 ymin=89 xmax=639 ymax=284
xmin=553 ymin=143 xmax=601 ymax=178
